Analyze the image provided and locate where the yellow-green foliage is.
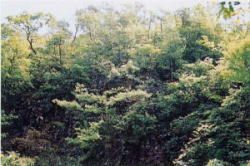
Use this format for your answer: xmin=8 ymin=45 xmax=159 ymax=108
xmin=131 ymin=44 xmax=162 ymax=70
xmin=197 ymin=35 xmax=216 ymax=50
xmin=1 ymin=152 xmax=35 ymax=166
xmin=52 ymin=99 xmax=82 ymax=111
xmin=75 ymin=92 xmax=105 ymax=105
xmin=184 ymin=57 xmax=214 ymax=76
xmin=107 ymin=89 xmax=151 ymax=106
xmin=103 ymin=87 xmax=126 ymax=97
xmin=2 ymin=35 xmax=31 ymax=79
xmin=74 ymin=121 xmax=102 ymax=148
xmin=223 ymin=37 xmax=250 ymax=84
xmin=206 ymin=159 xmax=231 ymax=166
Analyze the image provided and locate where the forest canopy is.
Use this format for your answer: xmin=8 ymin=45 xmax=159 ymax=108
xmin=1 ymin=1 xmax=250 ymax=166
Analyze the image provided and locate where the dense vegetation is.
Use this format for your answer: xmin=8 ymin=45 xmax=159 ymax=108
xmin=1 ymin=2 xmax=250 ymax=166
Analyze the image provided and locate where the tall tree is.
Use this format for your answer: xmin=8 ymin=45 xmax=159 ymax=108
xmin=7 ymin=12 xmax=51 ymax=55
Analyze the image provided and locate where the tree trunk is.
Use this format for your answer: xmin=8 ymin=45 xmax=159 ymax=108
xmin=160 ymin=19 xmax=163 ymax=33
xmin=72 ymin=25 xmax=79 ymax=44
xmin=28 ymin=38 xmax=37 ymax=55
xmin=148 ymin=19 xmax=151 ymax=40
xmin=59 ymin=44 xmax=62 ymax=64
xmin=26 ymin=32 xmax=37 ymax=55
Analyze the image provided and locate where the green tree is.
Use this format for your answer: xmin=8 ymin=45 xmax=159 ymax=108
xmin=223 ymin=37 xmax=250 ymax=84
xmin=7 ymin=12 xmax=51 ymax=55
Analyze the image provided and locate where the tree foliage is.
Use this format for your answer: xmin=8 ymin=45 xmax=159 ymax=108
xmin=1 ymin=3 xmax=250 ymax=166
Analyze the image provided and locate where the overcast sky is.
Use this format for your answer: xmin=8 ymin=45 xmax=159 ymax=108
xmin=1 ymin=0 xmax=208 ymax=22
xmin=1 ymin=0 xmax=249 ymax=27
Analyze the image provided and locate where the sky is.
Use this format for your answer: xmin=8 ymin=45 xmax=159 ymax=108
xmin=1 ymin=0 xmax=249 ymax=28
xmin=1 ymin=0 xmax=207 ymax=24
